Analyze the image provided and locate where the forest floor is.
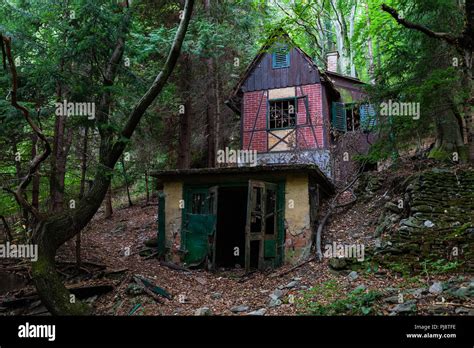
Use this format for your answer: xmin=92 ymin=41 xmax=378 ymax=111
xmin=1 ymin=165 xmax=473 ymax=316
xmin=59 ymin=170 xmax=473 ymax=316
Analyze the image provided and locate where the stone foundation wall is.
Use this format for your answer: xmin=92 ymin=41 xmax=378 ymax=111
xmin=374 ymin=168 xmax=474 ymax=272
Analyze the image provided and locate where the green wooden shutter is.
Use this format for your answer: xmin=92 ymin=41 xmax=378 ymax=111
xmin=272 ymin=45 xmax=290 ymax=69
xmin=157 ymin=192 xmax=166 ymax=256
xmin=360 ymin=103 xmax=376 ymax=131
xmin=332 ymin=102 xmax=347 ymax=132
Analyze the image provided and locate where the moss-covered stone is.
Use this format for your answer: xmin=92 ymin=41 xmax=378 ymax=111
xmin=374 ymin=168 xmax=474 ymax=274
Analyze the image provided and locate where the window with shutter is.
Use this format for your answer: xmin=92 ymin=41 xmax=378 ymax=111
xmin=331 ymin=102 xmax=347 ymax=132
xmin=360 ymin=103 xmax=377 ymax=131
xmin=272 ymin=45 xmax=290 ymax=69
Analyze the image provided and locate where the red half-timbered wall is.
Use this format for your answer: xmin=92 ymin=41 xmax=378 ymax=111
xmin=242 ymin=83 xmax=325 ymax=153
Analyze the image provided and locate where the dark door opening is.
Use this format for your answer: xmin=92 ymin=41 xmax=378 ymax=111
xmin=215 ymin=186 xmax=247 ymax=268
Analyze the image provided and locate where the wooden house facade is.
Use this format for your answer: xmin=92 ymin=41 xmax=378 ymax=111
xmin=226 ymin=31 xmax=376 ymax=180
xmin=152 ymin=31 xmax=375 ymax=271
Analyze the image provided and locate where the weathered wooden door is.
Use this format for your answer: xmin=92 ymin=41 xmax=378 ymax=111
xmin=208 ymin=186 xmax=218 ymax=270
xmin=183 ymin=187 xmax=218 ymax=267
xmin=245 ymin=181 xmax=279 ymax=271
xmin=263 ymin=183 xmax=278 ymax=267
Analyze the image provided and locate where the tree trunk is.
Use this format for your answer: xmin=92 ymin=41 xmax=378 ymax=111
xmin=79 ymin=126 xmax=89 ymax=199
xmin=214 ymin=60 xmax=221 ymax=160
xmin=1 ymin=215 xmax=13 ymax=242
xmin=105 ymin=185 xmax=113 ymax=219
xmin=27 ymin=0 xmax=195 ymax=315
xmin=348 ymin=3 xmax=357 ymax=77
xmin=12 ymin=140 xmax=28 ymax=227
xmin=76 ymin=126 xmax=89 ymax=270
xmin=177 ymin=56 xmax=192 ymax=169
xmin=30 ymin=134 xmax=40 ymax=210
xmin=32 ymin=172 xmax=112 ymax=315
xmin=382 ymin=2 xmax=474 ymax=162
xmin=433 ymin=106 xmax=465 ymax=155
xmin=50 ymin=118 xmax=73 ymax=213
xmin=121 ymin=155 xmax=133 ymax=207
xmin=364 ymin=1 xmax=375 ymax=83
xmin=144 ymin=169 xmax=150 ymax=203
xmin=204 ymin=0 xmax=216 ymax=168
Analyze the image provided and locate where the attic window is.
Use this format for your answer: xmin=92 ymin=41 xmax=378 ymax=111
xmin=269 ymin=99 xmax=296 ymax=129
xmin=272 ymin=45 xmax=290 ymax=69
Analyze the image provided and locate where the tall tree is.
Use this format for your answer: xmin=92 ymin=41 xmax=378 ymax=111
xmin=1 ymin=0 xmax=195 ymax=315
xmin=382 ymin=1 xmax=473 ymax=162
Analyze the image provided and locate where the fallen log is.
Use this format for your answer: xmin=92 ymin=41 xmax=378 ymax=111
xmin=270 ymin=256 xmax=315 ymax=278
xmin=133 ymin=275 xmax=172 ymax=300
xmin=0 ymin=295 xmax=38 ymax=309
xmin=159 ymin=261 xmax=190 ymax=273
xmin=56 ymin=260 xmax=107 ymax=270
xmin=2 ymin=282 xmax=115 ymax=308
xmin=238 ymin=270 xmax=257 ymax=283
xmin=144 ymin=251 xmax=160 ymax=260
xmin=132 ymin=276 xmax=163 ymax=303
xmin=104 ymin=268 xmax=128 ymax=276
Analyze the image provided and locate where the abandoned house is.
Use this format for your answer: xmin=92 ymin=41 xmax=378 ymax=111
xmin=151 ymin=31 xmax=376 ymax=271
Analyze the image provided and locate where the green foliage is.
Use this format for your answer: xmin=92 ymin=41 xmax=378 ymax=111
xmin=297 ymin=280 xmax=382 ymax=315
xmin=0 ymin=0 xmax=469 ymax=221
xmin=386 ymin=261 xmax=412 ymax=277
xmin=420 ymin=259 xmax=462 ymax=276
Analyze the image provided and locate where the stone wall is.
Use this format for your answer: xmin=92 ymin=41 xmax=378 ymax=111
xmin=374 ymin=168 xmax=474 ymax=273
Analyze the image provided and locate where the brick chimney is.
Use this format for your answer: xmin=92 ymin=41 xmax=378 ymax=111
xmin=326 ymin=51 xmax=339 ymax=73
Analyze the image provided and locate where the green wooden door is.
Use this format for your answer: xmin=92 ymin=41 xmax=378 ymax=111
xmin=183 ymin=187 xmax=217 ymax=267
xmin=263 ymin=183 xmax=278 ymax=266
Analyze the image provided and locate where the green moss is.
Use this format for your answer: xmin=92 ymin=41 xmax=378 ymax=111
xmin=32 ymin=255 xmax=92 ymax=315
xmin=297 ymin=282 xmax=383 ymax=315
xmin=428 ymin=148 xmax=452 ymax=161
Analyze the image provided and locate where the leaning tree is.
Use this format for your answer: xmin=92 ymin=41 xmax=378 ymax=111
xmin=0 ymin=0 xmax=195 ymax=315
xmin=382 ymin=1 xmax=474 ymax=162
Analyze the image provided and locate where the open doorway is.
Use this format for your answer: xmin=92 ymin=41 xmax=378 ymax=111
xmin=214 ymin=186 xmax=247 ymax=268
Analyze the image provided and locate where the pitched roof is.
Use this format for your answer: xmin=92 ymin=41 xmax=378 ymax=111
xmin=225 ymin=28 xmax=345 ymax=113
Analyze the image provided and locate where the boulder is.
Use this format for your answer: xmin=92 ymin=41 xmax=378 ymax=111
xmin=248 ymin=308 xmax=266 ymax=316
xmin=211 ymin=292 xmax=222 ymax=300
xmin=385 ymin=202 xmax=402 ymax=214
xmin=391 ymin=300 xmax=416 ymax=314
xmin=268 ymin=298 xmax=282 ymax=308
xmin=329 ymin=258 xmax=347 ymax=270
xmin=195 ymin=307 xmax=212 ymax=316
xmin=429 ymin=282 xmax=443 ymax=294
xmin=347 ymin=271 xmax=358 ymax=282
xmin=230 ymin=305 xmax=249 ymax=313
xmin=269 ymin=289 xmax=284 ymax=300
xmin=283 ymin=281 xmax=299 ymax=289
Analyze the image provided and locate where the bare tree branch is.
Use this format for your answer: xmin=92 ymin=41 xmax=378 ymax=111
xmin=381 ymin=4 xmax=459 ymax=46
